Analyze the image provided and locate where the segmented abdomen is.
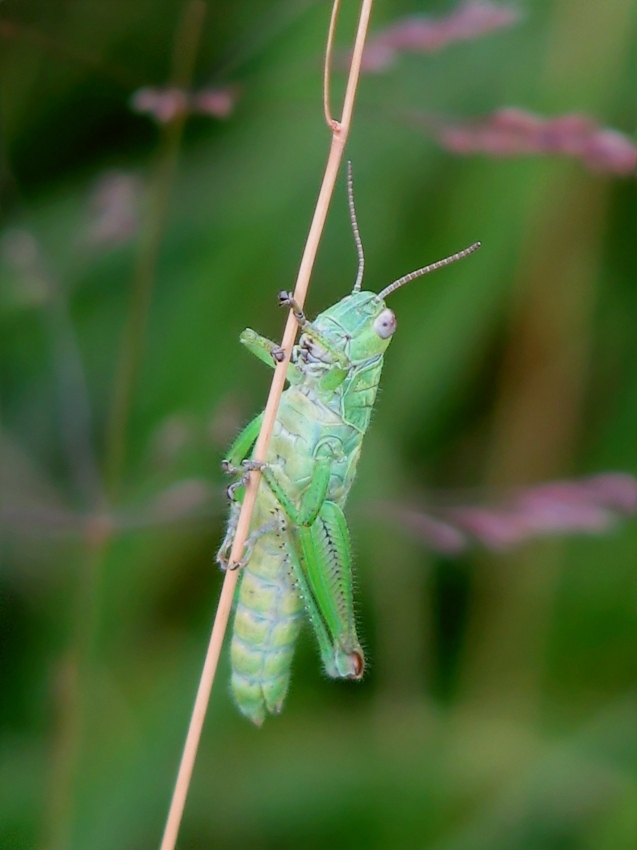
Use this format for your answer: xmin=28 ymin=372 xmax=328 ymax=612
xmin=230 ymin=508 xmax=303 ymax=726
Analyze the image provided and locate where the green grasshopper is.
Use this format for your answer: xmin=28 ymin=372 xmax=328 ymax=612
xmin=217 ymin=166 xmax=479 ymax=725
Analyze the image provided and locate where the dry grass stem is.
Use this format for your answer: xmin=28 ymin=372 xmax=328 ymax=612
xmin=323 ymin=0 xmax=341 ymax=129
xmin=158 ymin=2 xmax=374 ymax=849
xmin=42 ymin=6 xmax=207 ymax=850
xmin=106 ymin=0 xmax=207 ymax=497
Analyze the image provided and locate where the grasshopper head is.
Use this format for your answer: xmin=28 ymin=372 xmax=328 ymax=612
xmin=309 ymin=241 xmax=482 ymax=376
xmin=317 ymin=242 xmax=481 ymax=364
xmin=316 ymin=291 xmax=397 ymax=364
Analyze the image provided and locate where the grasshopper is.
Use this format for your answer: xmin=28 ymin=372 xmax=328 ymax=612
xmin=217 ymin=166 xmax=480 ymax=725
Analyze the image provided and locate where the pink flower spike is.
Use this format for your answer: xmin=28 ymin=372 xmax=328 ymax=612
xmin=375 ymin=473 xmax=637 ymax=555
xmin=582 ymin=129 xmax=637 ymax=175
xmin=370 ymin=504 xmax=469 ymax=554
xmin=583 ymin=473 xmax=637 ymax=513
xmin=130 ymin=85 xmax=239 ymax=124
xmin=360 ymin=2 xmax=521 ymax=72
xmin=130 ymin=87 xmax=189 ymax=124
xmin=192 ymin=86 xmax=239 ymax=119
xmin=430 ymin=108 xmax=637 ymax=176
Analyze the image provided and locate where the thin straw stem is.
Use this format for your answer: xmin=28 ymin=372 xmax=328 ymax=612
xmin=159 ymin=3 xmax=373 ymax=849
xmin=42 ymin=6 xmax=207 ymax=850
xmin=323 ymin=0 xmax=341 ymax=129
xmin=106 ymin=2 xmax=207 ymax=497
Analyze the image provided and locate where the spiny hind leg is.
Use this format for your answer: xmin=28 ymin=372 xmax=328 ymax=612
xmin=282 ymin=529 xmax=335 ymax=675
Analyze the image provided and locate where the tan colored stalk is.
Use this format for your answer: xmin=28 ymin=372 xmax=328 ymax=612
xmin=323 ymin=0 xmax=341 ymax=129
xmin=159 ymin=2 xmax=373 ymax=848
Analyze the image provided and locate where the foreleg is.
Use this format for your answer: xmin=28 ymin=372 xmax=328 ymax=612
xmin=223 ymin=413 xmax=263 ymax=472
xmin=277 ymin=291 xmax=350 ymax=370
xmin=240 ymin=329 xmax=302 ymax=383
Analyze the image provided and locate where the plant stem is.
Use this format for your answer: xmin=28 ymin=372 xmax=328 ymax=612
xmin=105 ymin=0 xmax=207 ymax=498
xmin=158 ymin=2 xmax=374 ymax=848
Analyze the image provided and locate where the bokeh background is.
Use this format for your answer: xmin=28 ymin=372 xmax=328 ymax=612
xmin=1 ymin=1 xmax=636 ymax=848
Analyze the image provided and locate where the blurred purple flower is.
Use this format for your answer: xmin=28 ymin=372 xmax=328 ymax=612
xmin=191 ymin=87 xmax=237 ymax=118
xmin=130 ymin=85 xmax=238 ymax=124
xmin=374 ymin=473 xmax=637 ymax=555
xmin=360 ymin=1 xmax=521 ymax=72
xmin=85 ymin=171 xmax=142 ymax=247
xmin=428 ymin=108 xmax=637 ymax=175
xmin=130 ymin=86 xmax=189 ymax=122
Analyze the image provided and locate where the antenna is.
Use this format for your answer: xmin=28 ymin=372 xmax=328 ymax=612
xmin=347 ymin=161 xmax=365 ymax=293
xmin=377 ymin=241 xmax=481 ymax=300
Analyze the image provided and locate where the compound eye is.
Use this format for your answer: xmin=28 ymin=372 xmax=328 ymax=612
xmin=373 ymin=308 xmax=396 ymax=339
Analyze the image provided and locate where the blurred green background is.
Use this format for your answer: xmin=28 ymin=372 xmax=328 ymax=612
xmin=1 ymin=1 xmax=636 ymax=848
